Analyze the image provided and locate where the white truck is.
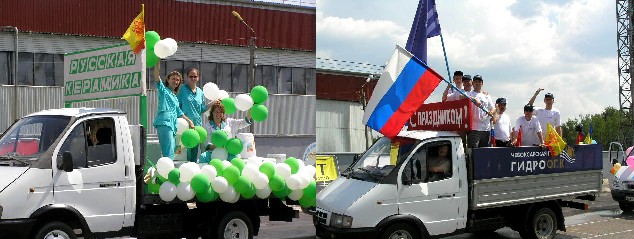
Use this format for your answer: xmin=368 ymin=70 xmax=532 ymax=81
xmin=316 ymin=131 xmax=603 ymax=239
xmin=0 ymin=108 xmax=298 ymax=239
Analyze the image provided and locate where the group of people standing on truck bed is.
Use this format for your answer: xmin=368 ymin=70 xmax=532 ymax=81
xmin=441 ymin=71 xmax=562 ymax=148
xmin=152 ymin=64 xmax=252 ymax=161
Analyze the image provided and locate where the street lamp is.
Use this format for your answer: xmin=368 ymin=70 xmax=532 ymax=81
xmin=1 ymin=26 xmax=18 ymax=122
xmin=232 ymin=11 xmax=257 ymax=133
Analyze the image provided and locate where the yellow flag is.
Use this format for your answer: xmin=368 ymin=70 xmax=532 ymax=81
xmin=315 ymin=155 xmax=338 ymax=182
xmin=583 ymin=133 xmax=592 ymax=145
xmin=545 ymin=123 xmax=566 ymax=156
xmin=122 ymin=4 xmax=145 ymax=54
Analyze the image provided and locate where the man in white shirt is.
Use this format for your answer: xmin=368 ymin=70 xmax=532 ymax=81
xmin=442 ymin=71 xmax=464 ymax=102
xmin=513 ymin=104 xmax=544 ymax=146
xmin=493 ymin=97 xmax=513 ymax=147
xmin=528 ymin=89 xmax=562 ymax=136
xmin=466 ymin=75 xmax=497 ymax=148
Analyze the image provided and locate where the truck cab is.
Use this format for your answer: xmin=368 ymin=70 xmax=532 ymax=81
xmin=0 ymin=108 xmax=136 ymax=238
xmin=316 ymin=131 xmax=468 ymax=238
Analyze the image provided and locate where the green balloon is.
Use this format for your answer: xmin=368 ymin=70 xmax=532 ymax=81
xmin=196 ymin=187 xmax=219 ymax=203
xmin=303 ymin=179 xmax=316 ymax=198
xmin=250 ymin=104 xmax=268 ymax=122
xmin=272 ymin=186 xmax=291 ymax=199
xmin=285 ymin=157 xmax=300 ymax=174
xmin=146 ymin=48 xmax=159 ymax=68
xmin=168 ymin=169 xmax=180 ymax=185
xmin=209 ymin=158 xmax=224 ymax=176
xmin=241 ymin=184 xmax=256 ymax=199
xmin=145 ymin=31 xmax=161 ymax=48
xmin=190 ymin=174 xmax=210 ymax=194
xmin=181 ymin=129 xmax=200 ymax=149
xmin=194 ymin=126 xmax=207 ymax=144
xmin=299 ymin=194 xmax=316 ymax=208
xmin=230 ymin=157 xmax=245 ymax=171
xmin=211 ymin=130 xmax=229 ymax=148
xmin=269 ymin=174 xmax=285 ymax=192
xmin=234 ymin=176 xmax=252 ymax=194
xmin=259 ymin=162 xmax=276 ymax=179
xmin=224 ymin=166 xmax=240 ymax=185
xmin=226 ymin=138 xmax=243 ymax=155
xmin=222 ymin=98 xmax=238 ymax=115
xmin=148 ymin=178 xmax=161 ymax=194
xmin=251 ymin=85 xmax=269 ymax=104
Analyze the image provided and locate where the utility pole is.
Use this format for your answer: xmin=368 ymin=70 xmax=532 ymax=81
xmin=232 ymin=11 xmax=257 ymax=133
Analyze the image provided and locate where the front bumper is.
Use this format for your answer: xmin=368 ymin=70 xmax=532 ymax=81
xmin=315 ymin=222 xmax=379 ymax=239
xmin=611 ymin=189 xmax=634 ymax=203
xmin=0 ymin=218 xmax=36 ymax=239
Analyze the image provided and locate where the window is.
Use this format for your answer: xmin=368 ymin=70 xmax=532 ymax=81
xmin=0 ymin=52 xmax=9 ymax=85
xmin=405 ymin=141 xmax=453 ymax=183
xmin=57 ymin=118 xmax=117 ymax=168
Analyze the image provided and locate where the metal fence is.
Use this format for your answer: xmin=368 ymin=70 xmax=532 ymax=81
xmin=0 ymin=85 xmax=315 ymax=137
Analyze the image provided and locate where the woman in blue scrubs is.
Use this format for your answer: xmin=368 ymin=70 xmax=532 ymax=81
xmin=178 ymin=67 xmax=210 ymax=162
xmin=153 ymin=64 xmax=194 ymax=159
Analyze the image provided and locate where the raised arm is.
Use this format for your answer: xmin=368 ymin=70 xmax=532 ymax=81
xmin=527 ymin=88 xmax=544 ymax=106
xmin=153 ymin=63 xmax=161 ymax=83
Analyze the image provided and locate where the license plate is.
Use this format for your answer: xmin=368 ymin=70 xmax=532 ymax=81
xmin=626 ymin=196 xmax=634 ymax=202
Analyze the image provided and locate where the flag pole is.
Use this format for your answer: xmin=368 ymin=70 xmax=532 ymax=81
xmin=440 ymin=33 xmax=452 ymax=90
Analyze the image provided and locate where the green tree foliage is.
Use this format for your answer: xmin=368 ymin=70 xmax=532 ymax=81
xmin=561 ymin=107 xmax=633 ymax=150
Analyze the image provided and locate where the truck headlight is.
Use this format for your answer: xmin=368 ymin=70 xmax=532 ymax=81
xmin=330 ymin=213 xmax=353 ymax=228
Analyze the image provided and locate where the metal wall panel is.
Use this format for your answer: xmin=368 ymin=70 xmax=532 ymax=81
xmin=1 ymin=0 xmax=315 ymax=51
xmin=0 ymin=86 xmax=315 ymax=138
xmin=316 ymin=99 xmax=372 ymax=152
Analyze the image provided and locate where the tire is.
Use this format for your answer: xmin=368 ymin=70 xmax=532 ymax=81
xmin=214 ymin=211 xmax=253 ymax=239
xmin=32 ymin=221 xmax=77 ymax=239
xmin=619 ymin=202 xmax=634 ymax=213
xmin=519 ymin=207 xmax=557 ymax=239
xmin=381 ymin=223 xmax=419 ymax=239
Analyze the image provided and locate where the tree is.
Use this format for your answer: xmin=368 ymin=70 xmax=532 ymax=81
xmin=561 ymin=107 xmax=633 ymax=150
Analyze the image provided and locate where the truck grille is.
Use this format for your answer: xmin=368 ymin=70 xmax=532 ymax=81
xmin=315 ymin=208 xmax=328 ymax=226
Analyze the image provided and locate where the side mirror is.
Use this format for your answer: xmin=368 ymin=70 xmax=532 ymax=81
xmin=60 ymin=152 xmax=74 ymax=172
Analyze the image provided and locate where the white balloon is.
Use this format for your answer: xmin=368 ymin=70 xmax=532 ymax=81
xmin=256 ymin=186 xmax=271 ymax=199
xmin=176 ymin=182 xmax=196 ymax=201
xmin=179 ymin=162 xmax=200 ymax=182
xmin=211 ymin=148 xmax=228 ymax=161
xmin=234 ymin=94 xmax=254 ymax=111
xmin=200 ymin=165 xmax=218 ymax=180
xmin=218 ymin=90 xmax=229 ymax=100
xmin=247 ymin=157 xmax=262 ymax=168
xmin=159 ymin=182 xmax=177 ymax=201
xmin=288 ymin=189 xmax=304 ymax=201
xmin=154 ymin=40 xmax=172 ymax=59
xmin=203 ymin=83 xmax=220 ymax=101
xmin=253 ymin=172 xmax=269 ymax=190
xmin=230 ymin=190 xmax=241 ymax=203
xmin=176 ymin=118 xmax=188 ymax=135
xmin=275 ymin=163 xmax=292 ymax=180
xmin=301 ymin=165 xmax=316 ymax=179
xmin=241 ymin=164 xmax=259 ymax=182
xmin=286 ymin=174 xmax=302 ymax=190
xmin=297 ymin=159 xmax=305 ymax=170
xmin=211 ymin=177 xmax=228 ymax=194
xmin=220 ymin=185 xmax=237 ymax=202
xmin=298 ymin=174 xmax=310 ymax=189
xmin=221 ymin=160 xmax=233 ymax=169
xmin=156 ymin=157 xmax=175 ymax=179
xmin=164 ymin=38 xmax=178 ymax=55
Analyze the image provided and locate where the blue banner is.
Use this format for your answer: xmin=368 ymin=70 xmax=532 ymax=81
xmin=472 ymin=144 xmax=602 ymax=180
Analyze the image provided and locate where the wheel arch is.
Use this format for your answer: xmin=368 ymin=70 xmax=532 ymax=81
xmin=376 ymin=214 xmax=430 ymax=238
xmin=29 ymin=204 xmax=91 ymax=238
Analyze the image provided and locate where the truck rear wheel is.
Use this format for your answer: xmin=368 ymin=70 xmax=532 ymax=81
xmin=214 ymin=211 xmax=253 ymax=239
xmin=33 ymin=221 xmax=77 ymax=239
xmin=619 ymin=202 xmax=634 ymax=213
xmin=520 ymin=207 xmax=557 ymax=239
xmin=381 ymin=223 xmax=418 ymax=239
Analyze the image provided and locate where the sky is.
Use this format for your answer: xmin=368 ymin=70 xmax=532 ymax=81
xmin=316 ymin=0 xmax=618 ymax=123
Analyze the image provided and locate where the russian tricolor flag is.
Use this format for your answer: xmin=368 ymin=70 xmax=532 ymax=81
xmin=363 ymin=45 xmax=443 ymax=138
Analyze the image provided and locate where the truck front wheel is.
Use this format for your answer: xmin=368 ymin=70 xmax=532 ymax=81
xmin=381 ymin=223 xmax=418 ymax=239
xmin=619 ymin=202 xmax=634 ymax=213
xmin=520 ymin=207 xmax=557 ymax=239
xmin=33 ymin=221 xmax=77 ymax=239
xmin=214 ymin=211 xmax=253 ymax=239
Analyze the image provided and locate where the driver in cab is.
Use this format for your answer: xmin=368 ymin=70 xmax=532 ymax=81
xmin=428 ymin=145 xmax=450 ymax=181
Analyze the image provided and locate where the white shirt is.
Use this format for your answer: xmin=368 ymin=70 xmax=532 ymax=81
xmin=534 ymin=107 xmax=561 ymax=135
xmin=203 ymin=117 xmax=252 ymax=144
xmin=494 ymin=113 xmax=511 ymax=141
xmin=515 ymin=116 xmax=542 ymax=146
xmin=446 ymin=91 xmax=462 ymax=101
xmin=469 ymin=91 xmax=495 ymax=131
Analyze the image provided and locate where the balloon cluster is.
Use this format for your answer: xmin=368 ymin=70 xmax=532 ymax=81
xmin=206 ymin=130 xmax=242 ymax=161
xmin=148 ymin=156 xmax=317 ymax=208
xmin=203 ymin=83 xmax=269 ymax=122
xmin=145 ymin=31 xmax=178 ymax=68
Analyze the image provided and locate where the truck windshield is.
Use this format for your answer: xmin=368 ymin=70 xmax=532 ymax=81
xmin=0 ymin=115 xmax=70 ymax=166
xmin=344 ymin=137 xmax=416 ymax=183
